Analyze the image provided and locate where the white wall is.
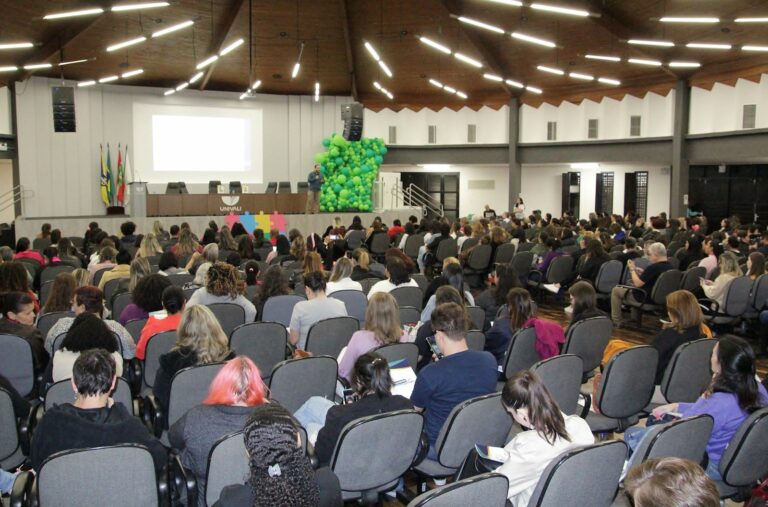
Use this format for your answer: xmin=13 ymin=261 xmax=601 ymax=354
xmin=689 ymin=74 xmax=768 ymax=134
xmin=364 ymin=106 xmax=509 ymax=145
xmin=0 ymin=160 xmax=13 ymax=224
xmin=520 ymin=91 xmax=675 ymax=143
xmin=15 ymin=77 xmax=351 ymax=218
xmin=0 ymin=86 xmax=10 ymax=135
xmin=521 ymin=163 xmax=671 ymax=218
xmin=380 ymin=164 xmax=509 ymax=218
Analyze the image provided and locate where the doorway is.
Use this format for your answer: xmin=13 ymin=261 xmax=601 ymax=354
xmin=400 ymin=172 xmax=460 ymax=220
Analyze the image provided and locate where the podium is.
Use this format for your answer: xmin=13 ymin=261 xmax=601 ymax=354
xmin=129 ymin=182 xmax=147 ymax=217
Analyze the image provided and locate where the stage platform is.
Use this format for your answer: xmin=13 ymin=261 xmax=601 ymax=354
xmin=15 ymin=209 xmax=418 ymax=242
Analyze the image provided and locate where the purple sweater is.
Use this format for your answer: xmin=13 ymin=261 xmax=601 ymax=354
xmin=679 ymin=383 xmax=768 ymax=463
xmin=338 ymin=330 xmax=410 ymax=380
xmin=118 ymin=304 xmax=149 ymax=326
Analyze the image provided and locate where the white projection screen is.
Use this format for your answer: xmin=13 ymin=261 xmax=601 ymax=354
xmin=132 ymin=103 xmax=263 ymax=184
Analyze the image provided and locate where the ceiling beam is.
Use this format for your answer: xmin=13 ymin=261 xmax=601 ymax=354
xmin=440 ymin=0 xmax=513 ymax=96
xmin=339 ymin=0 xmax=358 ymax=101
xmin=199 ymin=0 xmax=248 ymax=91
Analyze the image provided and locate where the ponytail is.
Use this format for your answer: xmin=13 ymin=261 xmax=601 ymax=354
xmin=244 ymin=260 xmax=260 ymax=286
xmin=351 ymin=352 xmax=393 ymax=399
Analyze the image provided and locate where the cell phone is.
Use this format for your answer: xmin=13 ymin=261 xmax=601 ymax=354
xmin=427 ymin=336 xmax=443 ymax=360
xmin=329 ymin=234 xmax=338 ymax=241
xmin=272 ymin=246 xmax=277 ymax=252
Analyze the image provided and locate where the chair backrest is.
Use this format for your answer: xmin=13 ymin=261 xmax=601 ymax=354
xmin=626 ymin=415 xmax=713 ymax=472
xmin=493 ymin=243 xmax=516 ymax=265
xmin=39 ymin=280 xmax=54 ymax=306
xmin=330 ymin=410 xmax=424 ymax=496
xmin=36 ymin=445 xmax=160 ymax=507
xmin=370 ymin=233 xmax=391 ymax=255
xmin=404 ymin=233 xmax=426 ymax=258
xmin=721 ymin=276 xmax=753 ymax=316
xmin=680 ymin=266 xmax=707 ymax=292
xmin=329 ymin=290 xmax=367 ymax=324
xmin=346 ymin=230 xmax=366 ymax=250
xmin=111 ymin=292 xmax=133 ymax=323
xmin=545 ymin=256 xmax=574 ymax=284
xmin=595 ymin=260 xmax=623 ymax=294
xmin=411 ymin=273 xmax=429 ymax=293
xmin=435 ymin=239 xmax=459 ymax=263
xmin=406 ymin=473 xmax=509 ymax=507
xmin=206 ymin=303 xmax=246 ymax=337
xmin=435 ymin=393 xmax=512 ymax=469
xmin=562 ymin=316 xmax=613 ymax=376
xmin=375 ymin=342 xmax=419 ymax=369
xmin=229 ymin=322 xmax=287 ymax=379
xmin=168 ymin=362 xmax=226 ymax=428
xmin=466 ymin=330 xmax=486 ymax=352
xmin=460 ymin=237 xmax=479 ymax=253
xmin=0 ymin=334 xmax=35 ymax=397
xmin=40 ymin=264 xmax=75 ymax=285
xmin=103 ymin=278 xmax=123 ymax=308
xmin=527 ymin=440 xmax=627 ymax=507
xmin=269 ymin=356 xmax=338 ymax=413
xmin=596 ymin=346 xmax=658 ymax=419
xmin=466 ymin=306 xmax=485 ymax=330
xmin=391 ymin=286 xmax=424 ymax=310
xmin=262 ymin=294 xmax=305 ymax=327
xmin=649 ymin=270 xmax=683 ymax=305
xmin=660 ymin=338 xmax=716 ymax=403
xmin=205 ymin=431 xmax=249 ymax=507
xmin=719 ymin=407 xmax=768 ymax=488
xmin=359 ymin=278 xmax=378 ymax=295
xmin=0 ymin=388 xmax=20 ymax=467
xmin=167 ymin=273 xmax=194 ymax=287
xmin=142 ymin=330 xmax=178 ymax=388
xmin=466 ymin=244 xmax=492 ymax=271
xmin=36 ymin=311 xmax=74 ymax=340
xmin=502 ymin=326 xmax=540 ymax=380
xmin=749 ymin=274 xmax=768 ymax=313
xmin=530 ymin=354 xmax=583 ymax=415
xmin=305 ymin=316 xmax=360 ymax=358
xmin=45 ymin=377 xmax=133 ymax=414
xmin=33 ymin=237 xmax=51 ymax=251
xmin=124 ymin=318 xmax=148 ymax=343
xmin=399 ymin=306 xmax=421 ymax=326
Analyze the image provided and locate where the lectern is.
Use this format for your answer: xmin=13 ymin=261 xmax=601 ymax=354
xmin=129 ymin=182 xmax=147 ymax=217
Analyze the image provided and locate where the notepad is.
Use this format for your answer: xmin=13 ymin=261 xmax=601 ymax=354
xmin=390 ymin=363 xmax=417 ymax=398
xmin=475 ymin=444 xmax=509 ymax=465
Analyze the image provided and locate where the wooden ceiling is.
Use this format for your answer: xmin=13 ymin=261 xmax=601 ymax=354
xmin=1 ymin=0 xmax=767 ymax=111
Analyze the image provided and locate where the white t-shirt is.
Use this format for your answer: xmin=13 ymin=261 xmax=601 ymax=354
xmin=367 ymin=278 xmax=419 ymax=300
xmin=326 ymin=277 xmax=363 ymax=295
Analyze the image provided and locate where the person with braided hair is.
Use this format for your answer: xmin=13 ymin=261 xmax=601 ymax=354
xmin=213 ymin=403 xmax=341 ymax=507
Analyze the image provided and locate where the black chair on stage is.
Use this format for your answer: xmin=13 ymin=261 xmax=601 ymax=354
xmin=265 ymin=182 xmax=278 ymax=193
xmin=165 ymin=182 xmax=180 ymax=194
xmin=208 ymin=180 xmax=221 ymax=194
xmin=278 ymin=181 xmax=291 ymax=193
xmin=229 ymin=181 xmax=243 ymax=194
xmin=297 ymin=181 xmax=309 ymax=193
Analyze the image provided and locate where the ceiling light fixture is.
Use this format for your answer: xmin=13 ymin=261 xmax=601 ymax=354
xmin=530 ymin=3 xmax=590 ymax=17
xmin=525 ymin=85 xmax=543 ymax=94
xmin=598 ymin=77 xmax=621 ymax=85
xmin=121 ymin=68 xmax=144 ymax=77
xmin=511 ymin=31 xmax=556 ymax=48
xmin=505 ymin=79 xmax=525 ymax=88
xmin=151 ymin=20 xmax=194 ymax=38
xmin=112 ymin=2 xmax=169 ymax=12
xmin=585 ymin=54 xmax=622 ymax=62
xmin=189 ymin=71 xmax=204 ymax=83
xmin=378 ymin=60 xmax=393 ymax=77
xmin=0 ymin=66 xmax=18 ymax=72
xmin=364 ymin=41 xmax=393 ymax=77
xmin=44 ymin=8 xmax=104 ymax=20
xmin=686 ymin=42 xmax=732 ymax=49
xmin=373 ymin=81 xmax=382 ymax=90
xmin=569 ymin=72 xmax=594 ymax=80
xmin=735 ymin=17 xmax=768 ymax=23
xmin=457 ymin=16 xmax=505 ymax=34
xmin=456 ymin=91 xmax=468 ymax=99
xmin=58 ymin=59 xmax=89 ymax=66
xmin=488 ymin=0 xmax=523 ymax=6
xmin=239 ymin=92 xmax=248 ymax=100
xmin=364 ymin=42 xmax=380 ymax=61
xmin=175 ymin=82 xmax=189 ymax=91
xmin=106 ymin=36 xmax=147 ymax=52
xmin=443 ymin=85 xmax=457 ymax=94
xmin=251 ymin=79 xmax=261 ymax=89
xmin=429 ymin=78 xmax=444 ymax=88
xmin=196 ymin=55 xmax=219 ymax=69
xmin=454 ymin=52 xmax=483 ymax=68
xmin=668 ymin=61 xmax=701 ymax=68
xmin=78 ymin=80 xmax=96 ymax=87
xmin=23 ymin=63 xmax=52 ymax=70
xmin=428 ymin=77 xmax=466 ymax=99
xmin=628 ymin=39 xmax=675 ymax=47
xmin=742 ymin=45 xmax=768 ymax=51
xmin=219 ymin=38 xmax=244 ymax=56
xmin=483 ymin=73 xmax=503 ymax=81
xmin=419 ymin=36 xmax=452 ymax=54
xmin=163 ymin=89 xmax=175 ymax=96
xmin=314 ymin=82 xmax=320 ymax=102
xmin=0 ymin=42 xmax=34 ymax=50
xmin=537 ymin=65 xmax=564 ymax=75
xmin=98 ymin=75 xmax=118 ymax=83
xmin=660 ymin=16 xmax=719 ymax=23
xmin=373 ymin=81 xmax=393 ymax=100
xmin=628 ymin=58 xmax=662 ymax=66
xmin=291 ymin=42 xmax=304 ymax=79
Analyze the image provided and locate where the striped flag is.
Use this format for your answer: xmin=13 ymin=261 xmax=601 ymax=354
xmin=106 ymin=143 xmax=114 ymax=205
xmin=116 ymin=144 xmax=126 ymax=205
xmin=99 ymin=144 xmax=111 ymax=206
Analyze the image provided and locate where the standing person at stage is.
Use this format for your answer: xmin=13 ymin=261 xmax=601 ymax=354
xmin=306 ymin=164 xmax=324 ymax=215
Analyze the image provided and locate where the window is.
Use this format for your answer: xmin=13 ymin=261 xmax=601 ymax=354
xmin=630 ymin=115 xmax=641 ymax=137
xmin=743 ymin=104 xmax=756 ymax=129
xmin=467 ymin=124 xmax=477 ymax=143
xmin=388 ymin=126 xmax=397 ymax=144
xmin=595 ymin=172 xmax=614 ymax=214
xmin=428 ymin=125 xmax=437 ymax=144
xmin=588 ymin=119 xmax=598 ymax=139
xmin=546 ymin=121 xmax=557 ymax=141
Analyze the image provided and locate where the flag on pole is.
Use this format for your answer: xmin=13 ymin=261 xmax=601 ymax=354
xmin=116 ymin=144 xmax=126 ymax=205
xmin=106 ymin=143 xmax=114 ymax=205
xmin=99 ymin=144 xmax=111 ymax=206
xmin=124 ymin=145 xmax=133 ymax=185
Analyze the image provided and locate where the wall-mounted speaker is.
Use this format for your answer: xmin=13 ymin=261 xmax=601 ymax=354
xmin=51 ymin=86 xmax=76 ymax=133
xmin=340 ymin=103 xmax=363 ymax=141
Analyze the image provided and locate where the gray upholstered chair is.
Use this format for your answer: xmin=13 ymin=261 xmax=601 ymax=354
xmin=466 ymin=306 xmax=485 ymax=331
xmin=142 ymin=330 xmax=177 ymax=391
xmin=499 ymin=326 xmax=540 ymax=385
xmin=407 ymin=472 xmax=509 ymax=507
xmin=399 ymin=306 xmax=421 ymax=326
xmin=530 ymin=354 xmax=583 ymax=416
xmin=45 ymin=377 xmax=134 ymax=415
xmin=269 ymin=356 xmax=337 ymax=413
xmin=0 ymin=388 xmax=26 ymax=470
xmin=715 ymin=407 xmax=768 ymax=499
xmin=652 ymin=338 xmax=715 ymax=407
xmin=205 ymin=303 xmax=246 ymax=337
xmin=305 ymin=316 xmax=359 ymax=358
xmin=125 ymin=318 xmax=148 ymax=344
xmin=562 ymin=316 xmax=613 ymax=382
xmin=624 ymin=415 xmax=713 ymax=474
xmin=0 ymin=334 xmax=35 ymax=397
xmin=229 ymin=322 xmax=287 ymax=379
xmin=36 ymin=311 xmax=74 ymax=342
xmin=262 ymin=294 xmax=305 ymax=327
xmin=391 ymin=287 xmax=424 ymax=311
xmin=465 ymin=330 xmax=486 ymax=352
xmin=330 ymin=290 xmax=367 ymax=324
xmin=374 ymin=342 xmax=419 ymax=369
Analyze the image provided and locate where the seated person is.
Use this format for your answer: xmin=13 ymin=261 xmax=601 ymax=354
xmin=610 ymin=242 xmax=672 ymax=327
xmin=213 ymin=403 xmax=342 ymax=507
xmin=289 ymin=271 xmax=347 ymax=350
xmin=50 ymin=313 xmax=123 ymax=382
xmin=46 ymin=286 xmax=136 ymax=359
xmin=338 ymin=293 xmax=409 ymax=380
xmin=325 ymin=257 xmax=363 ymax=295
xmin=626 ymin=336 xmax=768 ymax=480
xmin=414 ymin=286 xmax=466 ymax=371
xmin=411 ymin=302 xmax=498 ymax=457
xmin=97 ymin=249 xmax=132 ymax=291
xmin=157 ymin=251 xmax=188 ymax=277
xmin=252 ymin=265 xmax=291 ymax=320
xmin=350 ymin=249 xmax=385 ymax=282
xmin=624 ymin=458 xmax=720 ymax=507
xmin=30 ymin=349 xmax=166 ymax=472
xmin=420 ymin=263 xmax=474 ymax=323
xmin=169 ymin=357 xmax=268 ymax=505
xmin=367 ymin=257 xmax=419 ymax=299
xmin=296 ymin=352 xmax=413 ymax=465
xmin=474 ymin=264 xmax=521 ymax=332
xmin=0 ymin=291 xmax=48 ymax=374
xmin=136 ymin=285 xmax=186 ymax=360
xmin=118 ymin=274 xmax=172 ymax=325
xmin=187 ymin=261 xmax=257 ymax=322
xmin=565 ymin=281 xmax=606 ymax=329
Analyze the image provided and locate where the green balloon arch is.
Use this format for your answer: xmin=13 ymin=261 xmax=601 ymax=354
xmin=314 ymin=134 xmax=388 ymax=213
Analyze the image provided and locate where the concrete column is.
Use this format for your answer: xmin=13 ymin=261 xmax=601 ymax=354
xmin=508 ymin=96 xmax=521 ymax=212
xmin=670 ymin=79 xmax=690 ymax=218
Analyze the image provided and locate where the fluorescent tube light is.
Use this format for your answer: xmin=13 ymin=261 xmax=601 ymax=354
xmin=98 ymin=75 xmax=118 ymax=83
xmin=78 ymin=80 xmax=96 ymax=87
xmin=628 ymin=39 xmax=675 ymax=47
xmin=373 ymin=81 xmax=382 ymax=90
xmin=189 ymin=71 xmax=204 ymax=83
xmin=0 ymin=42 xmax=34 ymax=50
xmin=291 ymin=62 xmax=300 ymax=78
xmin=419 ymin=36 xmax=451 ymax=54
xmin=569 ymin=72 xmax=594 ymax=80
xmin=175 ymin=82 xmax=189 ymax=91
xmin=219 ymin=38 xmax=244 ymax=56
xmin=598 ymin=77 xmax=621 ymax=85
xmin=525 ymin=86 xmax=543 ymax=94
xmin=456 ymin=91 xmax=468 ymax=99
xmin=23 ymin=63 xmax=52 ymax=70
xmin=586 ymin=54 xmax=621 ymax=62
xmin=239 ymin=92 xmax=248 ymax=100
xmin=385 ymin=91 xmax=394 ymax=100
xmin=454 ymin=52 xmax=482 ymax=68
xmin=364 ymin=42 xmax=380 ymax=61
xmin=537 ymin=65 xmax=564 ymax=75
xmin=0 ymin=66 xmax=18 ymax=72
xmin=660 ymin=17 xmax=719 ymax=23
xmin=488 ymin=0 xmax=523 ymax=5
xmin=686 ymin=42 xmax=731 ymax=49
xmin=530 ymin=3 xmax=589 ymax=17
xmin=251 ymin=79 xmax=261 ymax=89
xmin=121 ymin=69 xmax=144 ymax=78
xmin=428 ymin=79 xmax=444 ymax=88
xmin=378 ymin=60 xmax=392 ymax=77
xmin=628 ymin=58 xmax=662 ymax=66
xmin=112 ymin=2 xmax=169 ymax=12
xmin=44 ymin=8 xmax=104 ymax=20
xmin=742 ymin=45 xmax=768 ymax=51
xmin=483 ymin=73 xmax=503 ymax=82
xmin=668 ymin=61 xmax=701 ymax=68
xmin=511 ymin=32 xmax=556 ymax=48
xmin=106 ymin=36 xmax=147 ymax=52
xmin=457 ymin=16 xmax=505 ymax=34
xmin=506 ymin=79 xmax=524 ymax=88
xmin=164 ymin=89 xmax=175 ymax=96
xmin=58 ymin=59 xmax=89 ymax=66
xmin=735 ymin=17 xmax=768 ymax=23
xmin=152 ymin=20 xmax=194 ymax=38
xmin=443 ymin=85 xmax=457 ymax=94
xmin=196 ymin=55 xmax=219 ymax=69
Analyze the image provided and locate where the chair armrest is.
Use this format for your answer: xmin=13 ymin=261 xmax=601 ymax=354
xmin=527 ymin=270 xmax=544 ymax=284
xmin=29 ymin=472 xmax=39 ymax=507
xmin=411 ymin=431 xmax=430 ymax=467
xmin=141 ymin=394 xmax=163 ymax=437
xmin=306 ymin=441 xmax=320 ymax=470
xmin=169 ymin=452 xmax=196 ymax=507
xmin=10 ymin=470 xmax=32 ymax=507
xmin=126 ymin=358 xmax=143 ymax=397
xmin=579 ymin=393 xmax=591 ymax=419
xmin=697 ymin=298 xmax=721 ymax=316
xmin=157 ymin=463 xmax=170 ymax=507
xmin=619 ymin=285 xmax=647 ymax=304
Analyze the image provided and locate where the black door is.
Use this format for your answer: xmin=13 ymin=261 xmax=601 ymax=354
xmin=400 ymin=172 xmax=460 ymax=220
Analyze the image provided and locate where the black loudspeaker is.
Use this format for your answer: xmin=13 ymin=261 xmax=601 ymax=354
xmin=341 ymin=103 xmax=363 ymax=141
xmin=51 ymin=86 xmax=76 ymax=133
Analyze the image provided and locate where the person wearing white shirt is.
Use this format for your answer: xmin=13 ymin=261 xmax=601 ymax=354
xmin=368 ymin=257 xmax=419 ymax=300
xmin=325 ymin=257 xmax=363 ymax=295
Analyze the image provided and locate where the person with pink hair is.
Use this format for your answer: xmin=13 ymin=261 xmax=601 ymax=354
xmin=169 ymin=356 xmax=268 ymax=505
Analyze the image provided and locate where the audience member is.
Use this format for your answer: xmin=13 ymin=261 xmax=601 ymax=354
xmin=157 ymin=251 xmax=187 ymax=276
xmin=475 ymin=264 xmax=521 ymax=331
xmin=747 ymin=251 xmax=766 ymax=281
xmin=98 ymin=249 xmax=132 ymax=291
xmin=415 ymin=286 xmax=466 ymax=371
xmin=136 ymin=285 xmax=186 ymax=360
xmin=0 ymin=291 xmax=48 ymax=373
xmin=0 ymin=261 xmax=39 ymax=312
xmin=252 ymin=265 xmax=291 ymax=319
xmin=187 ymin=261 xmax=257 ymax=322
xmin=611 ymin=242 xmax=672 ymax=327
xmin=40 ymin=272 xmax=76 ymax=314
xmin=566 ymin=281 xmax=606 ymax=328
xmin=14 ymin=237 xmax=45 ymax=265
xmin=420 ymin=263 xmax=474 ymax=322
xmin=136 ymin=232 xmax=163 ymax=259
xmin=289 ymin=271 xmax=347 ymax=349
xmin=624 ymin=458 xmax=719 ymax=507
xmin=243 ymin=260 xmax=260 ymax=286
xmin=350 ymin=249 xmax=384 ymax=281
xmin=576 ymin=239 xmax=609 ymax=284
xmin=88 ymin=245 xmax=117 ymax=283
xmin=700 ymin=251 xmax=742 ymax=309
xmin=367 ymin=257 xmax=418 ymax=299
xmin=678 ymin=235 xmax=706 ymax=271
xmin=118 ymin=273 xmax=172 ymax=325
xmin=71 ymin=268 xmax=89 ymax=288
xmin=50 ymin=312 xmax=123 ymax=382
xmin=325 ymin=256 xmax=362 ymax=294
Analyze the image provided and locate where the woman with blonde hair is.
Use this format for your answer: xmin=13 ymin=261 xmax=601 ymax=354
xmin=136 ymin=232 xmax=163 ymax=259
xmin=288 ymin=235 xmax=306 ymax=264
xmin=326 ymin=256 xmax=362 ymax=294
xmin=187 ymin=261 xmax=257 ymax=322
xmin=219 ymin=226 xmax=238 ymax=252
xmin=338 ymin=292 xmax=408 ymax=379
xmin=153 ymin=305 xmax=234 ymax=424
xmin=350 ymin=248 xmax=384 ymax=281
xmin=71 ymin=268 xmax=89 ymax=288
xmin=171 ymin=228 xmax=202 ymax=258
xmin=302 ymin=252 xmax=324 ymax=277
xmin=701 ymin=251 xmax=742 ymax=308
xmin=153 ymin=220 xmax=170 ymax=241
xmin=126 ymin=256 xmax=152 ymax=292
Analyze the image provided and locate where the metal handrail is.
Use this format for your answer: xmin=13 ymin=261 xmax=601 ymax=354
xmin=0 ymin=185 xmax=27 ymax=215
xmin=390 ymin=183 xmax=444 ymax=217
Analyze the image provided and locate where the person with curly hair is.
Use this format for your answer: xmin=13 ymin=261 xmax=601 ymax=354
xmin=213 ymin=403 xmax=341 ymax=507
xmin=187 ymin=261 xmax=257 ymax=322
xmin=252 ymin=265 xmax=291 ymax=319
xmin=51 ymin=312 xmax=123 ymax=382
xmin=118 ymin=274 xmax=172 ymax=325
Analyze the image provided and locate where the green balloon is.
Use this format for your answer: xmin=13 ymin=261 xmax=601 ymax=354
xmin=352 ymin=176 xmax=361 ymax=186
xmin=329 ymin=147 xmax=339 ymax=157
xmin=331 ymin=134 xmax=347 ymax=148
xmin=335 ymin=157 xmax=343 ymax=166
xmin=341 ymin=167 xmax=351 ymax=177
xmin=336 ymin=175 xmax=347 ymax=184
xmin=328 ymin=206 xmax=335 ymax=212
xmin=322 ymin=138 xmax=331 ymax=147
xmin=345 ymin=179 xmax=355 ymax=188
xmin=340 ymin=189 xmax=349 ymax=199
xmin=352 ymin=167 xmax=361 ymax=176
xmin=314 ymin=153 xmax=326 ymax=163
xmin=380 ymin=146 xmax=388 ymax=154
xmin=333 ymin=184 xmax=342 ymax=193
xmin=375 ymin=155 xmax=383 ymax=164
